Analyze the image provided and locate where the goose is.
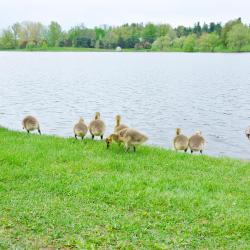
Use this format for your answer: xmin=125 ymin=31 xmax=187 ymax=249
xmin=188 ymin=130 xmax=205 ymax=154
xmin=114 ymin=115 xmax=128 ymax=133
xmin=245 ymin=126 xmax=250 ymax=140
xmin=119 ymin=128 xmax=148 ymax=152
xmin=22 ymin=115 xmax=41 ymax=134
xmin=74 ymin=117 xmax=88 ymax=140
xmin=89 ymin=112 xmax=106 ymax=140
xmin=106 ymin=127 xmax=129 ymax=149
xmin=173 ymin=128 xmax=189 ymax=152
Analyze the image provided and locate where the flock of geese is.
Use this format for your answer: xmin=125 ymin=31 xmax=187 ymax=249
xmin=21 ymin=112 xmax=207 ymax=154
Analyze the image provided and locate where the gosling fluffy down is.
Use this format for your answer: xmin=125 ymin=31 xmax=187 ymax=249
xmin=173 ymin=128 xmax=189 ymax=152
xmin=74 ymin=117 xmax=88 ymax=139
xmin=119 ymin=128 xmax=148 ymax=152
xmin=106 ymin=127 xmax=129 ymax=148
xmin=22 ymin=115 xmax=41 ymax=134
xmin=89 ymin=112 xmax=106 ymax=140
xmin=188 ymin=130 xmax=205 ymax=154
xmin=114 ymin=115 xmax=128 ymax=133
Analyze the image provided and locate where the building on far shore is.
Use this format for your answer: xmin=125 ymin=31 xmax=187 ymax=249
xmin=116 ymin=46 xmax=122 ymax=52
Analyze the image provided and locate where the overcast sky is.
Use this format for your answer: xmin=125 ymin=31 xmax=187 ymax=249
xmin=0 ymin=0 xmax=249 ymax=30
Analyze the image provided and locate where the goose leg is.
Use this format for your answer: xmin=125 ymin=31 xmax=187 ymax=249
xmin=133 ymin=146 xmax=136 ymax=152
xmin=92 ymin=134 xmax=94 ymax=140
xmin=200 ymin=150 xmax=203 ymax=154
xmin=38 ymin=128 xmax=41 ymax=135
xmin=27 ymin=130 xmax=30 ymax=134
xmin=184 ymin=148 xmax=187 ymax=153
xmin=75 ymin=134 xmax=77 ymax=139
xmin=191 ymin=150 xmax=193 ymax=154
xmin=81 ymin=136 xmax=84 ymax=140
xmin=101 ymin=135 xmax=103 ymax=140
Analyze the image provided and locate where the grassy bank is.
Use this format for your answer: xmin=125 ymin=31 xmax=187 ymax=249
xmin=0 ymin=127 xmax=249 ymax=249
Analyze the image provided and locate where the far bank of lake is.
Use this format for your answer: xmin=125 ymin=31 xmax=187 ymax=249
xmin=1 ymin=47 xmax=250 ymax=53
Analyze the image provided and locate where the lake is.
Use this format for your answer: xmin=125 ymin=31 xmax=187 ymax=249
xmin=0 ymin=51 xmax=250 ymax=159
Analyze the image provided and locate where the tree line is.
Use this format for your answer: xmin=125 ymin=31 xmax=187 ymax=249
xmin=1 ymin=18 xmax=250 ymax=52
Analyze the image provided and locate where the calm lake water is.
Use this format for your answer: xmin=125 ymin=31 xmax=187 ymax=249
xmin=0 ymin=52 xmax=250 ymax=159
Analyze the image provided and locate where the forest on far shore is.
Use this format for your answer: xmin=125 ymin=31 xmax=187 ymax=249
xmin=1 ymin=18 xmax=250 ymax=52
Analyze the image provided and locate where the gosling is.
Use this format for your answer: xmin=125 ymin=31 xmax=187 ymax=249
xmin=74 ymin=117 xmax=88 ymax=140
xmin=114 ymin=115 xmax=128 ymax=133
xmin=22 ymin=115 xmax=41 ymax=134
xmin=106 ymin=133 xmax=119 ymax=149
xmin=106 ymin=128 xmax=129 ymax=149
xmin=119 ymin=128 xmax=148 ymax=152
xmin=188 ymin=130 xmax=205 ymax=154
xmin=245 ymin=126 xmax=250 ymax=140
xmin=89 ymin=112 xmax=106 ymax=140
xmin=173 ymin=128 xmax=189 ymax=152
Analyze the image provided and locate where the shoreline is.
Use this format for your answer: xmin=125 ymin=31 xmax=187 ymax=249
xmin=1 ymin=47 xmax=250 ymax=53
xmin=0 ymin=126 xmax=248 ymax=162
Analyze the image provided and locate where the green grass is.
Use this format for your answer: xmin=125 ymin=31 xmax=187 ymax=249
xmin=0 ymin=127 xmax=249 ymax=249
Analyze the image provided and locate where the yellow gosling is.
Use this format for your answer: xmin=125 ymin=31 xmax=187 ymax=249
xmin=119 ymin=128 xmax=148 ymax=152
xmin=188 ymin=130 xmax=205 ymax=154
xmin=89 ymin=112 xmax=106 ymax=140
xmin=173 ymin=128 xmax=189 ymax=152
xmin=74 ymin=117 xmax=88 ymax=140
xmin=22 ymin=115 xmax=41 ymax=134
xmin=114 ymin=115 xmax=128 ymax=133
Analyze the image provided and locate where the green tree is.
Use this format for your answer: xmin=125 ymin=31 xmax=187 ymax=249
xmin=16 ymin=21 xmax=45 ymax=48
xmin=11 ymin=22 xmax=21 ymax=48
xmin=193 ymin=22 xmax=202 ymax=36
xmin=221 ymin=18 xmax=241 ymax=46
xmin=152 ymin=35 xmax=171 ymax=51
xmin=226 ymin=23 xmax=250 ymax=51
xmin=102 ymin=29 xmax=118 ymax=48
xmin=198 ymin=33 xmax=220 ymax=52
xmin=157 ymin=24 xmax=172 ymax=37
xmin=209 ymin=22 xmax=222 ymax=34
xmin=175 ymin=26 xmax=187 ymax=37
xmin=47 ymin=21 xmax=62 ymax=47
xmin=183 ymin=34 xmax=197 ymax=52
xmin=0 ymin=28 xmax=15 ymax=49
xmin=68 ymin=24 xmax=96 ymax=48
xmin=172 ymin=36 xmax=186 ymax=49
xmin=142 ymin=23 xmax=157 ymax=43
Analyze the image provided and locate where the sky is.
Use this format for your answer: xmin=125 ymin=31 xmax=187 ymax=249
xmin=0 ymin=0 xmax=250 ymax=30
